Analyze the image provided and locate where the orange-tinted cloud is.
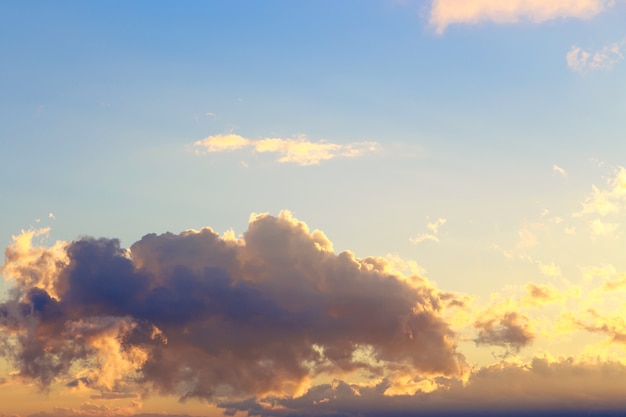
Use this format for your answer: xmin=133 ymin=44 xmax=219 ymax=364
xmin=193 ymin=134 xmax=380 ymax=166
xmin=0 ymin=212 xmax=465 ymax=404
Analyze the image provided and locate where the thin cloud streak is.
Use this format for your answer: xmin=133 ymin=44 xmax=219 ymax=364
xmin=193 ymin=134 xmax=381 ymax=166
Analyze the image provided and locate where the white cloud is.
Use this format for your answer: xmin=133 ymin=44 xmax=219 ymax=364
xmin=553 ymin=165 xmax=567 ymax=177
xmin=567 ymin=41 xmax=625 ymax=73
xmin=410 ymin=218 xmax=447 ymax=245
xmin=429 ymin=0 xmax=613 ymax=34
xmin=194 ymin=134 xmax=380 ymax=166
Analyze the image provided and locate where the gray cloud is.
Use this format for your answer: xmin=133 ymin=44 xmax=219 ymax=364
xmin=474 ymin=311 xmax=534 ymax=352
xmin=220 ymin=358 xmax=626 ymax=417
xmin=1 ymin=212 xmax=465 ymax=403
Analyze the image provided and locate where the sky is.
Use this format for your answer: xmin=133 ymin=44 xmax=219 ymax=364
xmin=2 ymin=0 xmax=626 ymax=416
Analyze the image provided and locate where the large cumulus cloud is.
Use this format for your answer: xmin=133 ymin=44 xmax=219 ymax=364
xmin=0 ymin=211 xmax=466 ymax=403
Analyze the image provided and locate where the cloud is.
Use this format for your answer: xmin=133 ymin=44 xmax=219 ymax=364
xmin=516 ymin=222 xmax=545 ymax=249
xmin=474 ymin=311 xmax=535 ymax=352
xmin=535 ymin=260 xmax=562 ymax=277
xmin=429 ymin=0 xmax=613 ymax=34
xmin=1 ymin=212 xmax=466 ymax=403
xmin=220 ymin=357 xmax=626 ymax=417
xmin=6 ymin=212 xmax=626 ymax=416
xmin=567 ymin=41 xmax=625 ymax=73
xmin=193 ymin=134 xmax=380 ymax=166
xmin=577 ymin=166 xmax=626 ymax=216
xmin=36 ymin=401 xmax=141 ymax=417
xmin=2 ymin=228 xmax=68 ymax=299
xmin=410 ymin=218 xmax=447 ymax=245
xmin=566 ymin=308 xmax=626 ymax=345
xmin=552 ymin=164 xmax=567 ymax=177
xmin=590 ymin=218 xmax=619 ymax=237
xmin=522 ymin=283 xmax=571 ymax=307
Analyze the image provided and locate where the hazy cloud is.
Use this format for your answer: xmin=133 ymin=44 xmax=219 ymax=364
xmin=220 ymin=358 xmax=626 ymax=416
xmin=474 ymin=311 xmax=535 ymax=352
xmin=193 ymin=134 xmax=380 ymax=166
xmin=577 ymin=166 xmax=626 ymax=216
xmin=535 ymin=260 xmax=562 ymax=277
xmin=410 ymin=218 xmax=447 ymax=245
xmin=590 ymin=218 xmax=619 ymax=237
xmin=429 ymin=0 xmax=612 ymax=34
xmin=522 ymin=283 xmax=571 ymax=307
xmin=567 ymin=41 xmax=625 ymax=73
xmin=552 ymin=164 xmax=567 ymax=177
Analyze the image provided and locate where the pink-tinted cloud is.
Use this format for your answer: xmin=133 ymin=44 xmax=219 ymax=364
xmin=429 ymin=0 xmax=613 ymax=34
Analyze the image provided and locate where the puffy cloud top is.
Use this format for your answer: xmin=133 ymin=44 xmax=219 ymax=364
xmin=0 ymin=211 xmax=465 ymax=402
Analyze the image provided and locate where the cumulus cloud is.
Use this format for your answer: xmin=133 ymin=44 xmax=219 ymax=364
xmin=193 ymin=134 xmax=380 ymax=166
xmin=567 ymin=41 xmax=625 ymax=73
xmin=429 ymin=0 xmax=613 ymax=34
xmin=7 ymin=212 xmax=626 ymax=416
xmin=0 ymin=212 xmax=466 ymax=404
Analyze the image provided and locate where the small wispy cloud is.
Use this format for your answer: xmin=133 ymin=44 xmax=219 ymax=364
xmin=410 ymin=218 xmax=447 ymax=245
xmin=567 ymin=41 xmax=625 ymax=73
xmin=536 ymin=260 xmax=562 ymax=277
xmin=516 ymin=222 xmax=541 ymax=249
xmin=193 ymin=134 xmax=380 ymax=166
xmin=553 ymin=164 xmax=567 ymax=177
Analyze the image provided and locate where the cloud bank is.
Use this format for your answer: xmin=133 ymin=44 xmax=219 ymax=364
xmin=3 ymin=211 xmax=626 ymax=416
xmin=193 ymin=134 xmax=380 ymax=166
xmin=429 ymin=0 xmax=614 ymax=33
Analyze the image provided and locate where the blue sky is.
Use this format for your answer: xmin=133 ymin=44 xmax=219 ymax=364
xmin=3 ymin=0 xmax=624 ymax=250
xmin=2 ymin=1 xmax=626 ymax=416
